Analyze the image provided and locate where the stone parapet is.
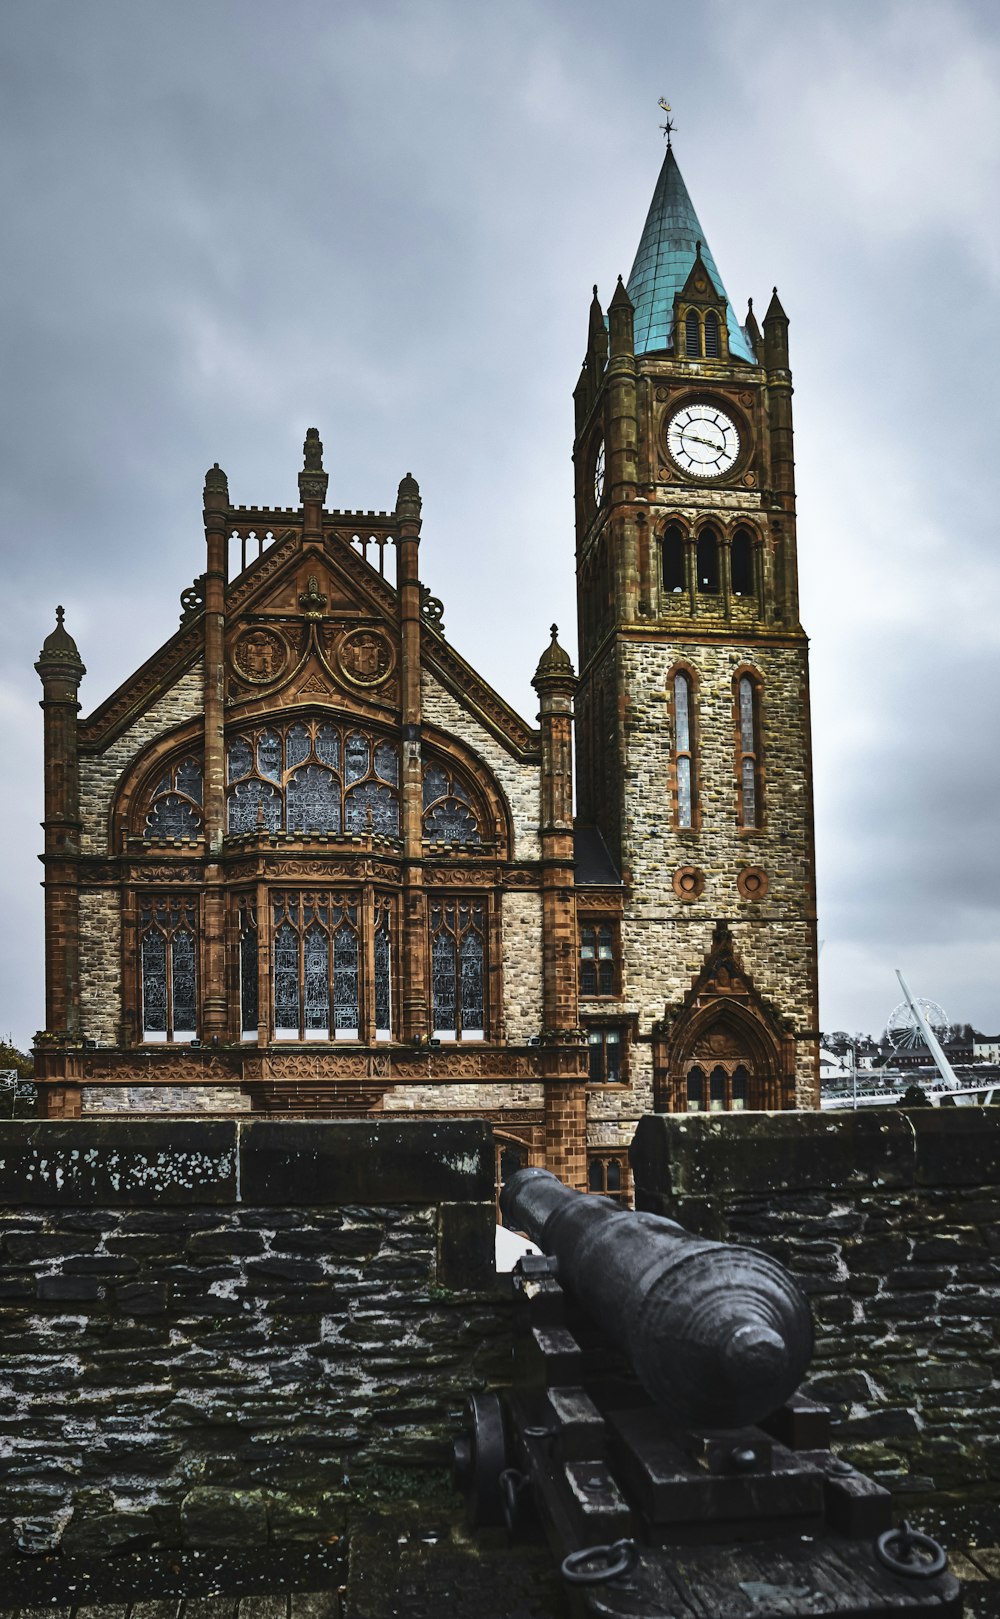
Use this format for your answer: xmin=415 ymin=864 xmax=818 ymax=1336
xmin=631 ymin=1109 xmax=1000 ymax=1499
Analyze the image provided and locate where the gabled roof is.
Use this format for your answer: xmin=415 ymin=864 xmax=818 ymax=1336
xmin=626 ymin=146 xmax=755 ymax=363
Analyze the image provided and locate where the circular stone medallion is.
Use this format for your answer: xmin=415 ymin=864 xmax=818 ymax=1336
xmin=672 ymin=867 xmax=705 ymax=902
xmin=232 ymin=628 xmax=288 ymax=685
xmin=737 ymin=866 xmax=769 ymax=901
xmin=336 ymin=628 xmax=394 ymax=687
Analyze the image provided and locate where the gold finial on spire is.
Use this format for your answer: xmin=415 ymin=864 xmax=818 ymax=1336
xmin=658 ymin=97 xmax=676 ymax=148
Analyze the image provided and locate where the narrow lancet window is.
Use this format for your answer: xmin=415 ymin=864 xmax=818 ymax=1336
xmin=374 ymin=900 xmax=392 ymax=1041
xmin=737 ymin=674 xmax=761 ymax=828
xmin=673 ymin=671 xmax=695 ymax=828
xmin=731 ymin=528 xmax=754 ymax=597
xmin=710 ymin=1065 xmax=726 ymax=1112
xmin=732 ymin=1064 xmax=748 ymax=1111
xmin=662 ymin=524 xmax=685 ymax=594
xmin=687 ymin=1066 xmax=704 ymax=1112
xmin=239 ymin=899 xmax=258 ymax=1041
xmin=697 ymin=529 xmax=719 ymax=593
xmin=684 ymin=309 xmax=701 ymax=356
xmin=704 ymin=310 xmax=720 ymax=356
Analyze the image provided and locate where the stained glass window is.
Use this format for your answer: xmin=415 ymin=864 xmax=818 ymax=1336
xmin=270 ymin=892 xmax=361 ymax=1041
xmin=422 ymin=762 xmax=482 ymax=844
xmin=430 ymin=898 xmax=485 ymax=1040
xmin=139 ymin=896 xmax=198 ymax=1041
xmin=737 ymin=675 xmax=761 ymax=829
xmin=287 ymin=765 xmax=341 ymax=833
xmin=224 ymin=720 xmax=401 ymax=840
xmin=144 ymin=758 xmax=204 ymax=841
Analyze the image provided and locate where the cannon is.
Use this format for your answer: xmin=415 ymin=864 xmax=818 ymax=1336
xmin=454 ymin=1168 xmax=960 ymax=1619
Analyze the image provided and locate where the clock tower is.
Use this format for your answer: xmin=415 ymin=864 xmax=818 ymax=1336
xmin=573 ymin=140 xmax=819 ymax=1116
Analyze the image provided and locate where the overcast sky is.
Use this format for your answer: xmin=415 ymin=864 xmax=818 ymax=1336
xmin=1 ymin=0 xmax=998 ymax=1053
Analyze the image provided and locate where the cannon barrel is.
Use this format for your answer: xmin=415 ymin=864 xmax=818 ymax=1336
xmin=501 ymin=1167 xmax=813 ymax=1429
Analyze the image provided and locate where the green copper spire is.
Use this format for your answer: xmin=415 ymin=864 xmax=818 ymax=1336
xmin=626 ymin=146 xmax=755 ymax=363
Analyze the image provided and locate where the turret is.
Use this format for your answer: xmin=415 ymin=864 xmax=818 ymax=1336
xmin=35 ymin=608 xmax=86 ymax=1046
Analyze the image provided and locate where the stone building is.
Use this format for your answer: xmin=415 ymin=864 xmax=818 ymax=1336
xmin=34 ymin=141 xmax=819 ymax=1192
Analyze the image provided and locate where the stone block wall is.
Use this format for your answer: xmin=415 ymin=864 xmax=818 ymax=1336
xmin=420 ymin=671 xmax=540 ymax=861
xmin=500 ymin=890 xmax=543 ymax=1044
xmin=631 ymin=1108 xmax=1000 ymax=1500
xmin=0 ymin=1119 xmax=506 ymax=1554
xmin=78 ymin=889 xmax=123 ymax=1046
xmin=621 ymin=636 xmax=816 ymax=1101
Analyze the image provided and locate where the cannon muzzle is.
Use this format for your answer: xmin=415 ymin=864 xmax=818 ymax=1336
xmin=501 ymin=1167 xmax=812 ymax=1429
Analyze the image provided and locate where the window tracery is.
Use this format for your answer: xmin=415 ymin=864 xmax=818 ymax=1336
xmin=144 ymin=757 xmax=204 ymax=840
xmin=226 ymin=719 xmax=400 ymax=838
xmin=430 ymin=898 xmax=486 ymax=1039
xmin=139 ymin=896 xmax=198 ymax=1042
xmin=272 ymin=891 xmax=362 ymax=1041
xmin=579 ymin=923 xmax=615 ymax=997
xmin=238 ymin=898 xmax=258 ymax=1041
xmin=422 ymin=762 xmax=483 ymax=844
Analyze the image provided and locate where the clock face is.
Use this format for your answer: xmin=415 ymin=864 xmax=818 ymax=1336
xmin=593 ymin=438 xmax=605 ymax=505
xmin=666 ymin=403 xmax=741 ymax=479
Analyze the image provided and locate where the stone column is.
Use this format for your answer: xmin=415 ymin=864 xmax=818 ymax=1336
xmin=396 ymin=472 xmax=428 ymax=1043
xmin=200 ymin=463 xmax=231 ymax=1043
xmin=35 ymin=608 xmax=86 ymax=1117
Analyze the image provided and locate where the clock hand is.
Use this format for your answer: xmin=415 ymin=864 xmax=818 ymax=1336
xmin=681 ymin=431 xmax=725 ymax=451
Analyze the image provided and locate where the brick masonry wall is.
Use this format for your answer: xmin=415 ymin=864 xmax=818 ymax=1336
xmin=78 ymin=665 xmax=206 ymax=855
xmin=420 ymin=671 xmax=540 ymax=862
xmin=78 ymin=888 xmax=123 ymax=1045
xmin=0 ymin=1119 xmax=506 ymax=1555
xmin=631 ymin=1109 xmax=1000 ymax=1500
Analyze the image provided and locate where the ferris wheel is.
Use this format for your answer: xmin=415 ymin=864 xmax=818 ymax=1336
xmin=884 ymin=998 xmax=948 ymax=1051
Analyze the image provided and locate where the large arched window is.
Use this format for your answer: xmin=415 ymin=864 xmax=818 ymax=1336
xmin=684 ymin=309 xmax=701 ymax=357
xmin=226 ymin=720 xmax=400 ymax=838
xmin=662 ymin=523 xmax=685 ymax=594
xmin=731 ymin=528 xmax=754 ymax=597
xmin=697 ymin=528 xmax=719 ymax=594
xmin=672 ymin=670 xmax=696 ymax=829
xmin=704 ymin=310 xmax=720 ymax=357
xmin=736 ymin=674 xmax=762 ymax=828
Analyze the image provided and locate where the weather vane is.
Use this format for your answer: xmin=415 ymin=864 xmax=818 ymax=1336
xmin=658 ymin=96 xmax=676 ymax=148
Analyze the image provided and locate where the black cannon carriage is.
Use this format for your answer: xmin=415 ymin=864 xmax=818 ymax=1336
xmin=453 ymin=1168 xmax=960 ymax=1619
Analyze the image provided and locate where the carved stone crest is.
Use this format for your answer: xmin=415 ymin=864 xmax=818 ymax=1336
xmin=232 ymin=628 xmax=288 ymax=685
xmin=336 ymin=628 xmax=393 ymax=687
xmin=737 ymin=866 xmax=769 ymax=901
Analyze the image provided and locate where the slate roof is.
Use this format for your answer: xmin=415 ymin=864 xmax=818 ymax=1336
xmin=574 ymin=824 xmax=622 ymax=887
xmin=626 ymin=146 xmax=756 ymax=363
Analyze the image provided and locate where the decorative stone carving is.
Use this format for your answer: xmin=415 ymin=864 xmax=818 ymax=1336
xmin=672 ymin=866 xmax=705 ymax=901
xmin=737 ymin=866 xmax=769 ymax=901
xmin=179 ymin=574 xmax=206 ymax=624
xmin=298 ymin=574 xmax=327 ymax=617
xmin=232 ymin=628 xmax=289 ymax=685
xmin=336 ymin=628 xmax=394 ymax=687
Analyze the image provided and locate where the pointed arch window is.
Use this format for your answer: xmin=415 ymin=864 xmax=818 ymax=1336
xmin=731 ymin=528 xmax=754 ymax=598
xmin=672 ymin=670 xmax=696 ymax=829
xmin=662 ymin=524 xmax=685 ymax=594
xmin=732 ymin=1064 xmax=748 ymax=1111
xmin=684 ymin=309 xmax=701 ymax=357
xmin=686 ymin=1066 xmax=705 ymax=1112
xmin=422 ymin=762 xmax=483 ymax=844
xmin=704 ymin=310 xmax=720 ymax=357
xmin=697 ymin=528 xmax=719 ymax=594
xmin=144 ymin=758 xmax=204 ymax=841
xmin=736 ymin=674 xmax=762 ymax=829
xmin=139 ymin=897 xmax=198 ymax=1043
xmin=430 ymin=898 xmax=486 ymax=1040
xmin=710 ymin=1065 xmax=727 ymax=1112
